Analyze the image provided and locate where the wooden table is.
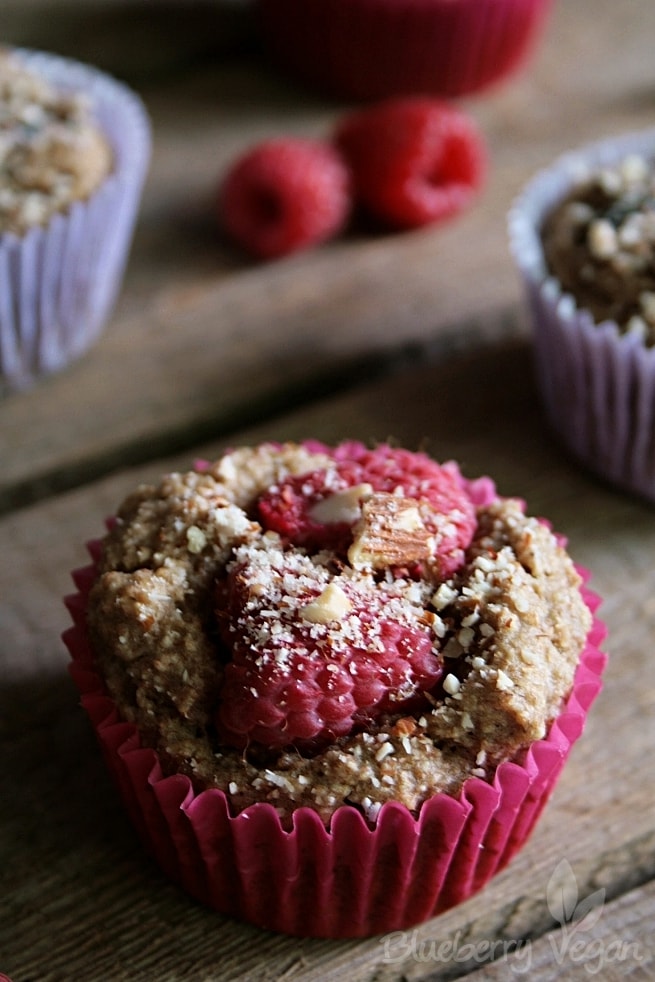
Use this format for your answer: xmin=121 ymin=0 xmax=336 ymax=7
xmin=2 ymin=2 xmax=655 ymax=979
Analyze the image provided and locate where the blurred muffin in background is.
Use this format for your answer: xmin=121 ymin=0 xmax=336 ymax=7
xmin=0 ymin=47 xmax=150 ymax=394
xmin=509 ymin=128 xmax=655 ymax=503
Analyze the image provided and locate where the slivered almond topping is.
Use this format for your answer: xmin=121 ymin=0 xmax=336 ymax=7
xmin=495 ymin=669 xmax=515 ymax=691
xmin=347 ymin=492 xmax=432 ymax=570
xmin=300 ymin=582 xmax=352 ymax=624
xmin=309 ymin=483 xmax=373 ymax=524
xmin=443 ymin=674 xmax=461 ymax=696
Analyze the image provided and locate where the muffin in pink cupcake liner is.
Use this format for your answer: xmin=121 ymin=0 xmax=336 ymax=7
xmin=62 ymin=459 xmax=606 ymax=939
xmin=509 ymin=129 xmax=655 ymax=503
xmin=255 ymin=0 xmax=555 ymax=101
xmin=0 ymin=48 xmax=151 ymax=394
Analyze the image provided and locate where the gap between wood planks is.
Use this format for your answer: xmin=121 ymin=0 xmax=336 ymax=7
xmin=1 ymin=348 xmax=401 ymax=517
xmin=1 ymin=310 xmax=524 ymax=517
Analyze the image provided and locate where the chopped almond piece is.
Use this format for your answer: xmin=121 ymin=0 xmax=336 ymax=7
xmin=348 ymin=492 xmax=433 ymax=570
xmin=300 ymin=582 xmax=352 ymax=624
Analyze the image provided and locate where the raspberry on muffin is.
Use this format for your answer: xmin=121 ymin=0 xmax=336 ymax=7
xmin=257 ymin=442 xmax=477 ymax=576
xmin=216 ymin=536 xmax=443 ymax=752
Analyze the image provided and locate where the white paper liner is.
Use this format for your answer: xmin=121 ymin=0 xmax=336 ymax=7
xmin=0 ymin=48 xmax=151 ymax=394
xmin=508 ymin=128 xmax=655 ymax=502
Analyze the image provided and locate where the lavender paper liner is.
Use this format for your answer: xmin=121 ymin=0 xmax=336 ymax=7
xmin=256 ymin=0 xmax=554 ymax=101
xmin=508 ymin=128 xmax=655 ymax=503
xmin=63 ymin=540 xmax=606 ymax=939
xmin=0 ymin=49 xmax=151 ymax=394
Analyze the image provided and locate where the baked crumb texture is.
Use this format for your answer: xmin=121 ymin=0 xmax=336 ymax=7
xmin=0 ymin=48 xmax=112 ymax=235
xmin=87 ymin=442 xmax=591 ymax=825
xmin=542 ymin=153 xmax=655 ymax=345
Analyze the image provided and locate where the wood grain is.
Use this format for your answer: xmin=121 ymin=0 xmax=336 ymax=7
xmin=462 ymin=881 xmax=655 ymax=981
xmin=4 ymin=0 xmax=655 ymax=511
xmin=3 ymin=2 xmax=655 ymax=979
xmin=2 ymin=337 xmax=654 ymax=981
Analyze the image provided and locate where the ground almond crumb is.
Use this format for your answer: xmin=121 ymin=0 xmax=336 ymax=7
xmin=0 ymin=49 xmax=112 ymax=234
xmin=542 ymin=152 xmax=655 ymax=345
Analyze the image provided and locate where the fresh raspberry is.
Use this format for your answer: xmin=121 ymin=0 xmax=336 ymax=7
xmin=215 ymin=544 xmax=442 ymax=752
xmin=334 ymin=97 xmax=486 ymax=229
xmin=258 ymin=443 xmax=477 ymax=579
xmin=257 ymin=467 xmax=355 ymax=555
xmin=219 ymin=138 xmax=351 ymax=259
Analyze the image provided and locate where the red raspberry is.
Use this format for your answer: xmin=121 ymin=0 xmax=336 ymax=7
xmin=334 ymin=97 xmax=486 ymax=229
xmin=215 ymin=545 xmax=442 ymax=752
xmin=257 ymin=468 xmax=356 ymax=555
xmin=258 ymin=443 xmax=476 ymax=579
xmin=219 ymin=138 xmax=351 ymax=259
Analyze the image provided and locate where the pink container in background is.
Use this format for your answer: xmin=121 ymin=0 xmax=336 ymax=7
xmin=255 ymin=0 xmax=555 ymax=101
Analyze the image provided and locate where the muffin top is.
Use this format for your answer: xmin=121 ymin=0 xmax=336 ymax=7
xmin=0 ymin=49 xmax=112 ymax=235
xmin=87 ymin=441 xmax=591 ymax=825
xmin=542 ymin=152 xmax=655 ymax=345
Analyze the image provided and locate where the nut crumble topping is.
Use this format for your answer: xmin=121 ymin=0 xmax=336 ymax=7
xmin=0 ymin=49 xmax=112 ymax=235
xmin=542 ymin=152 xmax=655 ymax=344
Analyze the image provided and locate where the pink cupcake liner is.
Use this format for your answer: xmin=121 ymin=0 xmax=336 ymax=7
xmin=255 ymin=0 xmax=555 ymax=101
xmin=508 ymin=128 xmax=655 ymax=503
xmin=63 ymin=540 xmax=606 ymax=939
xmin=0 ymin=48 xmax=151 ymax=395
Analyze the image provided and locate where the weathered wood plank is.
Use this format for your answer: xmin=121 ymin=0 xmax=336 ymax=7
xmin=461 ymin=880 xmax=655 ymax=981
xmin=2 ymin=337 xmax=654 ymax=981
xmin=3 ymin=3 xmax=655 ymax=978
xmin=4 ymin=0 xmax=655 ymax=511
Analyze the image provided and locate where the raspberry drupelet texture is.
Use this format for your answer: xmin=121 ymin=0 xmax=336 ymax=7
xmin=216 ymin=539 xmax=442 ymax=752
xmin=214 ymin=445 xmax=475 ymax=752
xmin=219 ymin=137 xmax=351 ymax=259
xmin=258 ymin=443 xmax=477 ymax=579
xmin=335 ymin=97 xmax=486 ymax=229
